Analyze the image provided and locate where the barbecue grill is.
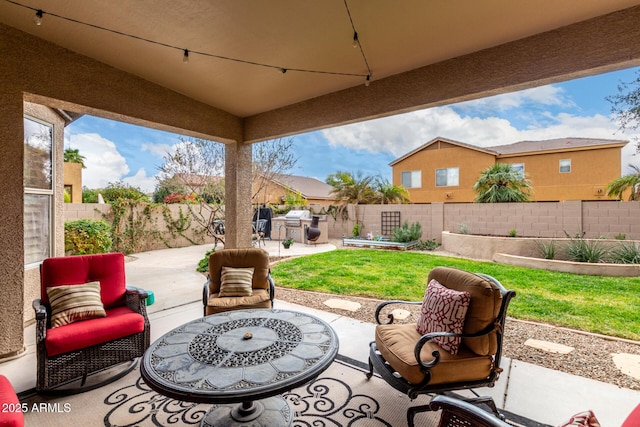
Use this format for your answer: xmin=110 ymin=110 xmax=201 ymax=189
xmin=284 ymin=210 xmax=311 ymax=227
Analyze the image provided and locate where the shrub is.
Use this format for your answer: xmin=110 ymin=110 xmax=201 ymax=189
xmin=508 ymin=228 xmax=517 ymax=237
xmin=352 ymin=223 xmax=362 ymax=237
xmin=415 ymin=238 xmax=439 ymax=251
xmin=163 ymin=193 xmax=197 ymax=204
xmin=458 ymin=223 xmax=471 ymax=234
xmin=197 ymin=248 xmax=216 ymax=273
xmin=64 ymin=219 xmax=112 ymax=255
xmin=391 ymin=221 xmax=422 ymax=243
xmin=609 ymin=242 xmax=640 ymax=264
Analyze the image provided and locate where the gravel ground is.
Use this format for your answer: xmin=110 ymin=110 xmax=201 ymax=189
xmin=272 ymin=248 xmax=640 ymax=391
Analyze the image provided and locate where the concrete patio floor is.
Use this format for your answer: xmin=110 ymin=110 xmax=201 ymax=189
xmin=4 ymin=240 xmax=639 ymax=426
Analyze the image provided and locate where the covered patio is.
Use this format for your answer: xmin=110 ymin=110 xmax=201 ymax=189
xmin=2 ymin=0 xmax=640 ymax=423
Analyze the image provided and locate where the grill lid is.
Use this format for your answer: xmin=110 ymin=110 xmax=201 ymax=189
xmin=284 ymin=210 xmax=310 ymax=226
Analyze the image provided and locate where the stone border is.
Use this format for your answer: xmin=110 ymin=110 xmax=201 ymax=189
xmin=493 ymin=253 xmax=640 ymax=277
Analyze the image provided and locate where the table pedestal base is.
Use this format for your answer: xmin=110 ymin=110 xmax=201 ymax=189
xmin=201 ymin=396 xmax=292 ymax=427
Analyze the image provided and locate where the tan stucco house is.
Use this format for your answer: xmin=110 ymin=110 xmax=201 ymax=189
xmin=390 ymin=137 xmax=628 ymax=203
xmin=254 ymin=174 xmax=334 ymax=206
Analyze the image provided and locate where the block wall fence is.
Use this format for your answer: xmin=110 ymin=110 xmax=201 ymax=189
xmin=65 ymin=200 xmax=640 ymax=246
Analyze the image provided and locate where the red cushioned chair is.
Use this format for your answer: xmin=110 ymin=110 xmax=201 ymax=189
xmin=0 ymin=375 xmax=24 ymax=427
xmin=33 ymin=253 xmax=150 ymax=394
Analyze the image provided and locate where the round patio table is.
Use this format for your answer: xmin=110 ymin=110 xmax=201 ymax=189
xmin=140 ymin=308 xmax=339 ymax=426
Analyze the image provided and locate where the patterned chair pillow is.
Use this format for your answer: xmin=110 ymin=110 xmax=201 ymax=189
xmin=557 ymin=410 xmax=601 ymax=427
xmin=219 ymin=267 xmax=254 ymax=297
xmin=46 ymin=281 xmax=106 ymax=328
xmin=416 ymin=279 xmax=471 ymax=354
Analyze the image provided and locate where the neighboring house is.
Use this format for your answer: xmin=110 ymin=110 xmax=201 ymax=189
xmin=390 ymin=137 xmax=628 ymax=203
xmin=253 ymin=174 xmax=334 ymax=206
xmin=63 ymin=162 xmax=82 ymax=203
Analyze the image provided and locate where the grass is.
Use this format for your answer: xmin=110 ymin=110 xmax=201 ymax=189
xmin=271 ymin=249 xmax=640 ymax=341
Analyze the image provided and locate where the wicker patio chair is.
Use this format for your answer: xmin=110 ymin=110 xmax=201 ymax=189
xmin=366 ymin=266 xmax=516 ymax=427
xmin=34 ymin=253 xmax=150 ymax=394
xmin=203 ymin=248 xmax=275 ymax=315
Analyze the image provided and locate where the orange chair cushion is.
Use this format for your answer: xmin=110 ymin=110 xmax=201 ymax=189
xmin=40 ymin=253 xmax=127 ymax=309
xmin=208 ymin=248 xmax=270 ymax=294
xmin=375 ymin=323 xmax=493 ymax=386
xmin=428 ymin=267 xmax=503 ymax=356
xmin=205 ymin=288 xmax=272 ymax=315
xmin=45 ymin=306 xmax=145 ymax=357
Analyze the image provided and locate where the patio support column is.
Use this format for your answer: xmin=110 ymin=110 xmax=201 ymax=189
xmin=0 ymin=91 xmax=26 ymax=359
xmin=224 ymin=141 xmax=253 ymax=248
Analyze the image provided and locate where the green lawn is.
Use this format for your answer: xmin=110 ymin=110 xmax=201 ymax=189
xmin=271 ymin=249 xmax=640 ymax=341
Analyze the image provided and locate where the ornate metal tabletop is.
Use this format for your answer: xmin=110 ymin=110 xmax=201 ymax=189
xmin=140 ymin=309 xmax=339 ymax=426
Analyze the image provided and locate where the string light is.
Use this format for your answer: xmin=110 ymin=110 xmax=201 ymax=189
xmin=343 ymin=0 xmax=372 ymax=85
xmin=6 ymin=0 xmax=372 ymax=81
xmin=352 ymin=32 xmax=358 ymax=48
xmin=32 ymin=9 xmax=42 ymax=25
xmin=365 ymin=74 xmax=370 ymax=87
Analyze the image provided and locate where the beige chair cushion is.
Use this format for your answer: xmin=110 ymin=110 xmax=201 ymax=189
xmin=375 ymin=323 xmax=493 ymax=385
xmin=208 ymin=248 xmax=270 ymax=293
xmin=205 ymin=288 xmax=272 ymax=315
xmin=428 ymin=267 xmax=503 ymax=356
xmin=219 ymin=267 xmax=254 ymax=297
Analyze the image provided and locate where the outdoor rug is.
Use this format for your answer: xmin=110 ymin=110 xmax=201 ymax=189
xmin=22 ymin=355 xmax=545 ymax=426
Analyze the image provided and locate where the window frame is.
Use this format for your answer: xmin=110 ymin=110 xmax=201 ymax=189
xmin=511 ymin=163 xmax=525 ymax=178
xmin=559 ymin=159 xmax=571 ymax=173
xmin=435 ymin=167 xmax=459 ymax=187
xmin=24 ymin=115 xmax=54 ymax=268
xmin=401 ymin=170 xmax=422 ymax=188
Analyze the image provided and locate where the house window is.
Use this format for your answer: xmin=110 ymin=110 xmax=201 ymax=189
xmin=559 ymin=159 xmax=571 ymax=173
xmin=435 ymin=167 xmax=459 ymax=187
xmin=24 ymin=116 xmax=53 ymax=266
xmin=511 ymin=163 xmax=525 ymax=178
xmin=401 ymin=171 xmax=421 ymax=188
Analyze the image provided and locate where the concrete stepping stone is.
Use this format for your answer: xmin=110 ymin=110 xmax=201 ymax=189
xmin=611 ymin=353 xmax=640 ymax=380
xmin=323 ymin=299 xmax=361 ymax=312
xmin=524 ymin=339 xmax=574 ymax=354
xmin=390 ymin=309 xmax=411 ymax=320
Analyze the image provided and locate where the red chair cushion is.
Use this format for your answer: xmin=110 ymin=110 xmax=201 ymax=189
xmin=40 ymin=253 xmax=127 ymax=309
xmin=45 ymin=306 xmax=145 ymax=357
xmin=0 ymin=375 xmax=23 ymax=427
xmin=622 ymin=403 xmax=640 ymax=427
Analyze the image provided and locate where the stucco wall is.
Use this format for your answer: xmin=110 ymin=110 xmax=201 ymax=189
xmin=63 ymin=162 xmax=83 ymax=203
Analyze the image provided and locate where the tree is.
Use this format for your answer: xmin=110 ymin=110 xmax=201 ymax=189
xmin=374 ymin=177 xmax=410 ymax=204
xmin=606 ymin=70 xmax=640 ymax=152
xmin=64 ymin=148 xmax=86 ymax=168
xmin=606 ymin=164 xmax=640 ymax=201
xmin=473 ymin=163 xmax=533 ymax=203
xmin=252 ymin=138 xmax=298 ymax=204
xmin=326 ymin=171 xmax=377 ymax=232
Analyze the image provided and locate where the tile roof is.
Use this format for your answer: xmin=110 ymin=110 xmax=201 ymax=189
xmin=487 ymin=137 xmax=627 ymax=155
xmin=272 ymin=174 xmax=334 ymax=200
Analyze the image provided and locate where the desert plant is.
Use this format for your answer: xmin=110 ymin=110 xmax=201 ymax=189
xmin=609 ymin=242 xmax=640 ymax=264
xmin=415 ymin=238 xmax=439 ymax=251
xmin=352 ymin=223 xmax=362 ymax=237
xmin=566 ymin=237 xmax=609 ymax=263
xmin=458 ymin=223 xmax=471 ymax=234
xmin=615 ymin=233 xmax=627 ymax=240
xmin=391 ymin=221 xmax=422 ymax=243
xmin=508 ymin=228 xmax=517 ymax=237
xmin=536 ymin=240 xmax=557 ymax=260
xmin=64 ymin=219 xmax=113 ymax=255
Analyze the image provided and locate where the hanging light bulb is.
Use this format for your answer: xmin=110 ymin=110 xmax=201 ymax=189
xmin=352 ymin=32 xmax=359 ymax=48
xmin=33 ymin=9 xmax=43 ymax=26
xmin=365 ymin=74 xmax=371 ymax=87
xmin=280 ymin=68 xmax=287 ymax=75
xmin=182 ymin=49 xmax=189 ymax=63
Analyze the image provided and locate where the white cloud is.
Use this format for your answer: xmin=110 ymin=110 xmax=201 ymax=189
xmin=141 ymin=142 xmax=172 ymax=158
xmin=456 ymin=85 xmax=573 ymax=112
xmin=122 ymin=168 xmax=158 ymax=194
xmin=65 ymin=133 xmax=129 ymax=189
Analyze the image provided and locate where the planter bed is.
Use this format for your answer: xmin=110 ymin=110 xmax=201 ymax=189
xmin=342 ymin=237 xmax=419 ymax=251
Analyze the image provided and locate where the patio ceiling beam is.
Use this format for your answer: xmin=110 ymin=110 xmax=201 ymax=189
xmin=242 ymin=4 xmax=640 ymax=144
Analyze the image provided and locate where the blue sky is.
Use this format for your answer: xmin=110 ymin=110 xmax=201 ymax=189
xmin=65 ymin=66 xmax=640 ymax=194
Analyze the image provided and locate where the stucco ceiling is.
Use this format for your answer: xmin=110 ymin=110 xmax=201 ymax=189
xmin=2 ymin=0 xmax=640 ymax=120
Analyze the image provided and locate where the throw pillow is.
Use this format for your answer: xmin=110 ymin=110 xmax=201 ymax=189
xmin=219 ymin=267 xmax=254 ymax=297
xmin=416 ymin=279 xmax=471 ymax=355
xmin=557 ymin=410 xmax=601 ymax=427
xmin=47 ymin=281 xmax=106 ymax=328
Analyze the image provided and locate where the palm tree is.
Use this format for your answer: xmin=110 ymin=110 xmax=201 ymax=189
xmin=606 ymin=164 xmax=640 ymax=201
xmin=473 ymin=163 xmax=532 ymax=203
xmin=374 ymin=177 xmax=410 ymax=204
xmin=63 ymin=148 xmax=86 ymax=168
xmin=326 ymin=171 xmax=377 ymax=233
